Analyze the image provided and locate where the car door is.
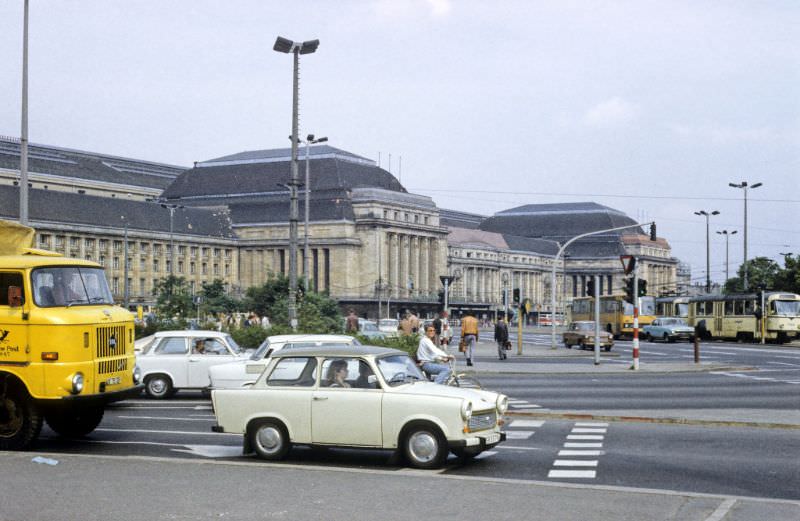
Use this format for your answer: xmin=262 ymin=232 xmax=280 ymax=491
xmin=187 ymin=338 xmax=235 ymax=388
xmin=311 ymin=357 xmax=382 ymax=446
xmin=150 ymin=336 xmax=189 ymax=387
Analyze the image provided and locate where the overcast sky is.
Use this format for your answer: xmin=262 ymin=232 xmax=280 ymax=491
xmin=1 ymin=1 xmax=798 ymax=287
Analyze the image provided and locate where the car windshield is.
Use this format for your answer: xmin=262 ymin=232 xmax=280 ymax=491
xmin=361 ymin=322 xmax=379 ymax=332
xmin=250 ymin=339 xmax=359 ymax=361
xmin=573 ymin=322 xmax=593 ymax=331
xmin=772 ymin=300 xmax=800 ymax=316
xmin=376 ymin=354 xmax=424 ymax=386
xmin=661 ymin=318 xmax=688 ymax=326
xmin=32 ymin=266 xmax=113 ymax=307
xmin=224 ymin=334 xmax=243 ymax=354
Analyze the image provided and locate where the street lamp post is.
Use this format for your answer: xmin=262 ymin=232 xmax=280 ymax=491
xmin=729 ymin=181 xmax=762 ymax=290
xmin=19 ymin=0 xmax=30 ymax=225
xmin=122 ymin=216 xmax=130 ymax=309
xmin=304 ymin=134 xmax=327 ymax=292
xmin=160 ymin=203 xmax=184 ymax=275
xmin=716 ymin=230 xmax=738 ymax=284
xmin=695 ymin=210 xmax=720 ymax=293
xmin=274 ymin=36 xmax=320 ymax=330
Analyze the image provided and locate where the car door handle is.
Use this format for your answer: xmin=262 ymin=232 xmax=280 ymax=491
xmin=188 ymin=359 xmax=200 ymax=363
xmin=313 ymin=396 xmax=328 ymax=401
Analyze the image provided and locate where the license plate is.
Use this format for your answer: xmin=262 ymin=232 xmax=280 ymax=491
xmin=106 ymin=376 xmax=121 ymax=385
xmin=484 ymin=432 xmax=500 ymax=445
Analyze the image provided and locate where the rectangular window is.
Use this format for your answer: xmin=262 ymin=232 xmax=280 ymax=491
xmin=202 ymin=263 xmax=207 ymax=275
xmin=39 ymin=234 xmax=51 ymax=248
xmin=84 ymin=238 xmax=95 ymax=249
xmin=267 ymin=357 xmax=318 ymax=387
xmin=213 ymin=264 xmax=219 ymax=276
xmin=213 ymin=248 xmax=220 ymax=258
xmin=0 ymin=272 xmax=24 ymax=306
xmin=191 ymin=246 xmax=198 ymax=256
xmin=139 ymin=278 xmax=146 ymax=295
xmin=178 ymin=261 xmax=184 ymax=274
xmin=190 ymin=262 xmax=196 ymax=274
xmin=70 ymin=237 xmax=79 ymax=249
xmin=113 ymin=257 xmax=120 ymax=270
xmin=178 ymin=246 xmax=186 ymax=255
xmin=153 ymin=260 xmax=160 ymax=272
xmin=113 ymin=240 xmax=122 ymax=252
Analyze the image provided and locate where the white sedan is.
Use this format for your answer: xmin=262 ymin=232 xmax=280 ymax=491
xmin=208 ymin=334 xmax=360 ymax=389
xmin=136 ymin=330 xmax=249 ymax=398
xmin=211 ymin=346 xmax=507 ymax=469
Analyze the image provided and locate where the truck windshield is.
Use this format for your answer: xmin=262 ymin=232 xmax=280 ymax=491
xmin=32 ymin=267 xmax=114 ymax=307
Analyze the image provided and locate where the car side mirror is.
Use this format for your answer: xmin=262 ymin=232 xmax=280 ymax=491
xmin=245 ymin=363 xmax=263 ymax=375
xmin=8 ymin=286 xmax=23 ymax=307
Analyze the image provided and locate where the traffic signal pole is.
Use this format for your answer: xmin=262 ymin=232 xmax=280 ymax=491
xmin=631 ymin=260 xmax=640 ymax=370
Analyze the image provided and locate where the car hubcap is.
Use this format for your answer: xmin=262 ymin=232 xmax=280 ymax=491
xmin=149 ymin=380 xmax=165 ymax=394
xmin=256 ymin=426 xmax=282 ymax=454
xmin=408 ymin=431 xmax=437 ymax=463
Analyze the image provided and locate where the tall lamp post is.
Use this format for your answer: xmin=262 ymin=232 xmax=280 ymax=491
xmin=160 ymin=203 xmax=184 ymax=275
xmin=303 ymin=134 xmax=327 ymax=292
xmin=19 ymin=0 xmax=30 ymax=225
xmin=121 ymin=216 xmax=130 ymax=309
xmin=729 ymin=181 xmax=762 ymax=290
xmin=274 ymin=36 xmax=319 ymax=330
xmin=695 ymin=210 xmax=719 ymax=292
xmin=716 ymin=230 xmax=737 ymax=285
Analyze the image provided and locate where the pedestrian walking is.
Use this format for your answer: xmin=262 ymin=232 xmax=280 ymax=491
xmin=345 ymin=309 xmax=360 ymax=334
xmin=494 ymin=317 xmax=509 ymax=360
xmin=460 ymin=312 xmax=479 ymax=366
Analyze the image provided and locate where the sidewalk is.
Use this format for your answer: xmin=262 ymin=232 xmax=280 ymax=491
xmin=452 ymin=334 xmax=800 ymax=428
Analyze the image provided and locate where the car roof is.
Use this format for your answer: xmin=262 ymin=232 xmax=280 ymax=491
xmin=271 ymin=345 xmax=403 ymax=358
xmin=267 ymin=334 xmax=356 ymax=344
xmin=152 ymin=330 xmax=228 ymax=338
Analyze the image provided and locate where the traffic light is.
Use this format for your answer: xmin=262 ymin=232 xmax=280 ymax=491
xmin=586 ymin=278 xmax=595 ymax=296
xmin=638 ymin=279 xmax=648 ymax=297
xmin=623 ymin=277 xmax=634 ymax=304
xmin=437 ymin=290 xmax=445 ymax=307
xmin=512 ymin=288 xmax=520 ymax=304
xmin=650 ymin=223 xmax=657 ymax=241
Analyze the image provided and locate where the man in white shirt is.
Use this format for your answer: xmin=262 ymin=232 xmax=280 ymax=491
xmin=417 ymin=324 xmax=454 ymax=384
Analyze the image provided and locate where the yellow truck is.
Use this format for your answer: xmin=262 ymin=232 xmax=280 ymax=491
xmin=1 ymin=220 xmax=141 ymax=449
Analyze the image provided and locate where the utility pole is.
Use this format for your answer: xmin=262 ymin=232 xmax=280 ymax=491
xmin=19 ymin=0 xmax=30 ymax=225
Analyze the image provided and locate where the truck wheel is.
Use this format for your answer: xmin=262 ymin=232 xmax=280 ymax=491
xmin=402 ymin=423 xmax=447 ymax=469
xmin=145 ymin=375 xmax=174 ymax=399
xmin=0 ymin=382 xmax=43 ymax=450
xmin=249 ymin=419 xmax=290 ymax=460
xmin=45 ymin=406 xmax=104 ymax=438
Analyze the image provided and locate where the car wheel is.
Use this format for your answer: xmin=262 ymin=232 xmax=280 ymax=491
xmin=644 ymin=333 xmax=652 ymax=342
xmin=564 ymin=341 xmax=572 ymax=349
xmin=250 ymin=419 xmax=290 ymax=460
xmin=663 ymin=333 xmax=670 ymax=343
xmin=604 ymin=345 xmax=612 ymax=352
xmin=0 ymin=380 xmax=43 ymax=450
xmin=403 ymin=423 xmax=447 ymax=469
xmin=145 ymin=375 xmax=174 ymax=399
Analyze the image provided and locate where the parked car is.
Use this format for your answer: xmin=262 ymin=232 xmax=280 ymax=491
xmin=643 ymin=317 xmax=695 ymax=343
xmin=208 ymin=334 xmax=360 ymax=389
xmin=211 ymin=345 xmax=507 ymax=469
xmin=562 ymin=321 xmax=614 ymax=351
xmin=136 ymin=330 xmax=249 ymax=398
xmin=377 ymin=318 xmax=400 ymax=336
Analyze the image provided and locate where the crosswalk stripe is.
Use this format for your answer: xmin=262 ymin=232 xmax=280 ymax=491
xmin=567 ymin=435 xmax=604 ymax=440
xmin=574 ymin=422 xmax=608 ymax=427
xmin=571 ymin=428 xmax=607 ymax=434
xmin=508 ymin=420 xmax=545 ymax=428
xmin=505 ymin=431 xmax=534 ymax=440
xmin=548 ymin=470 xmax=596 ymax=478
xmin=558 ymin=450 xmax=604 ymax=456
xmin=564 ymin=443 xmax=602 ymax=448
xmin=553 ymin=460 xmax=598 ymax=467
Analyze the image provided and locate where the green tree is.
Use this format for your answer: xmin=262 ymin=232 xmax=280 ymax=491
xmin=724 ymin=257 xmax=781 ymax=293
xmin=243 ymin=276 xmax=289 ymax=318
xmin=154 ymin=275 xmax=193 ymax=319
xmin=201 ymin=279 xmax=239 ymax=316
xmin=774 ymin=254 xmax=800 ymax=293
xmin=241 ymin=276 xmax=342 ymax=333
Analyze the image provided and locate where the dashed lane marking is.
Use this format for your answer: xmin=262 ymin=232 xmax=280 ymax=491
xmin=574 ymin=422 xmax=608 ymax=427
xmin=567 ymin=435 xmax=605 ymax=440
xmin=558 ymin=450 xmax=604 ymax=457
xmin=571 ymin=428 xmax=607 ymax=434
xmin=564 ymin=443 xmax=603 ymax=448
xmin=507 ymin=420 xmax=545 ymax=428
xmin=547 ymin=470 xmax=596 ymax=478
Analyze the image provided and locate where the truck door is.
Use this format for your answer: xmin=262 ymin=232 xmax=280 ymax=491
xmin=0 ymin=272 xmax=29 ymax=366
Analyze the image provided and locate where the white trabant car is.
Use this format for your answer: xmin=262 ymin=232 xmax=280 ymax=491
xmin=208 ymin=334 xmax=360 ymax=389
xmin=136 ymin=330 xmax=249 ymax=398
xmin=211 ymin=346 xmax=508 ymax=469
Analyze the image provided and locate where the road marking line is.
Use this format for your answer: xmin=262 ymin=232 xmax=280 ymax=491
xmin=474 ymin=451 xmax=497 ymax=460
xmin=704 ymin=498 xmax=737 ymax=521
xmin=505 ymin=431 xmax=535 ymax=440
xmin=574 ymin=422 xmax=608 ymax=427
xmin=511 ymin=404 xmax=543 ymax=409
xmin=548 ymin=470 xmax=596 ymax=478
xmin=571 ymin=428 xmax=607 ymax=434
xmin=553 ymin=460 xmax=598 ymax=467
xmin=567 ymin=435 xmax=604 ymax=440
xmin=564 ymin=443 xmax=602 ymax=448
xmin=767 ymin=361 xmax=800 ymax=366
xmin=558 ymin=450 xmax=604 ymax=457
xmin=172 ymin=445 xmax=244 ymax=458
xmin=496 ymin=446 xmax=543 ymax=451
xmin=96 ymin=428 xmax=237 ymax=436
xmin=508 ymin=400 xmax=529 ymax=404
xmin=508 ymin=420 xmax=545 ymax=428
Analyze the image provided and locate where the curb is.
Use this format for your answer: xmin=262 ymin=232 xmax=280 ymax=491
xmin=506 ymin=411 xmax=800 ymax=430
xmin=469 ymin=365 xmax=759 ymax=376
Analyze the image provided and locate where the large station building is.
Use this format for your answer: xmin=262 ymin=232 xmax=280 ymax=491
xmin=0 ymin=136 xmax=679 ymax=320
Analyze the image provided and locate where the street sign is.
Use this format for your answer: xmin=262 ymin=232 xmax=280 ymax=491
xmin=620 ymin=255 xmax=636 ymax=275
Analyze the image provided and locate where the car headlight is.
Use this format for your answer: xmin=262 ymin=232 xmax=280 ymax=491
xmin=71 ymin=372 xmax=84 ymax=394
xmin=496 ymin=394 xmax=508 ymax=414
xmin=461 ymin=400 xmax=473 ymax=421
xmin=132 ymin=365 xmax=142 ymax=385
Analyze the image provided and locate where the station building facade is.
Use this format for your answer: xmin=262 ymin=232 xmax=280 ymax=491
xmin=0 ymin=136 xmax=679 ymax=319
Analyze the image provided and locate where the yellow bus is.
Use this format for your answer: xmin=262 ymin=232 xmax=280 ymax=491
xmin=689 ymin=292 xmax=800 ymax=343
xmin=1 ymin=220 xmax=141 ymax=449
xmin=569 ymin=295 xmax=657 ymax=338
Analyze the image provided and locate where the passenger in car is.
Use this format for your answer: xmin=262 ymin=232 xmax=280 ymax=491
xmin=354 ymin=361 xmax=376 ymax=389
xmin=193 ymin=339 xmax=206 ymax=354
xmin=325 ymin=359 xmax=351 ymax=388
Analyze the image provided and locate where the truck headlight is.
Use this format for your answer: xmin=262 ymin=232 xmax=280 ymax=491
xmin=133 ymin=365 xmax=142 ymax=385
xmin=496 ymin=394 xmax=509 ymax=414
xmin=461 ymin=400 xmax=473 ymax=421
xmin=71 ymin=373 xmax=84 ymax=394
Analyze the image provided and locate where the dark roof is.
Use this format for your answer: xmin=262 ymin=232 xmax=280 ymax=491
xmin=481 ymin=202 xmax=642 ymax=241
xmin=0 ymin=136 xmax=184 ymax=190
xmin=501 ymin=235 xmax=560 ymax=256
xmin=201 ymin=145 xmax=372 ymax=166
xmin=0 ymin=185 xmax=235 ymax=238
xmin=439 ymin=209 xmax=486 ymax=230
xmin=162 ymin=146 xmax=405 ymax=200
xmin=226 ymin=189 xmax=356 ymax=225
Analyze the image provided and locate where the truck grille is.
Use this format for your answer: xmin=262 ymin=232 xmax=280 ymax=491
xmin=98 ymin=357 xmax=128 ymax=375
xmin=96 ymin=326 xmax=126 ymax=358
xmin=468 ymin=410 xmax=497 ymax=432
